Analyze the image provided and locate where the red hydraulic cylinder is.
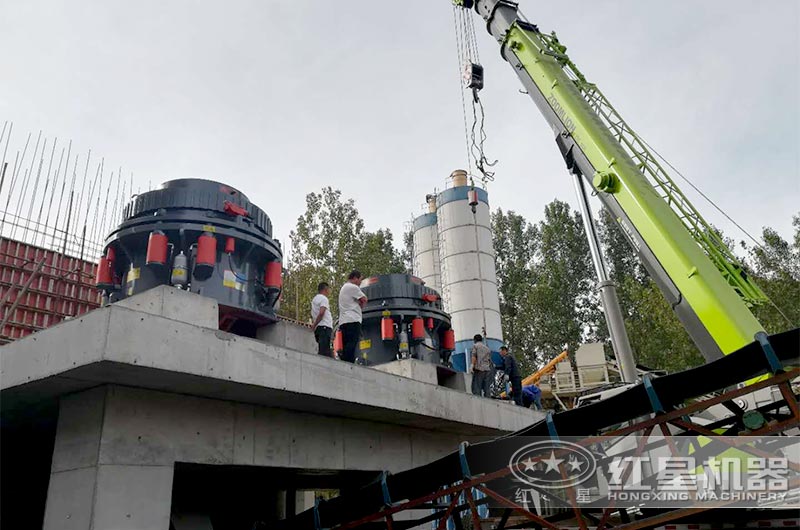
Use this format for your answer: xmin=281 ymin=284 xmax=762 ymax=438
xmin=411 ymin=317 xmax=425 ymax=341
xmin=193 ymin=232 xmax=217 ymax=278
xmin=196 ymin=232 xmax=217 ymax=267
xmin=381 ymin=317 xmax=395 ymax=341
xmin=426 ymin=317 xmax=434 ymax=330
xmin=264 ymin=261 xmax=282 ymax=289
xmin=442 ymin=329 xmax=456 ymax=351
xmin=334 ymin=329 xmax=344 ymax=353
xmin=95 ymin=256 xmax=113 ymax=290
xmin=224 ymin=237 xmax=236 ymax=254
xmin=145 ymin=231 xmax=168 ymax=266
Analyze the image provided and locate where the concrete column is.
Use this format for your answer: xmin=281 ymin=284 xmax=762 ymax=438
xmin=276 ymin=490 xmax=288 ymax=519
xmin=295 ymin=491 xmax=315 ymax=514
xmin=42 ymin=386 xmax=174 ymax=530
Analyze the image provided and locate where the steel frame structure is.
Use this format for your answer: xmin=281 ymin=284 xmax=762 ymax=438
xmin=273 ymin=354 xmax=798 ymax=530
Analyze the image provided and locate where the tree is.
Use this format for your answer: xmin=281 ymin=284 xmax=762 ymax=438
xmin=492 ymin=208 xmax=538 ymax=372
xmin=353 ymin=228 xmax=406 ymax=278
xmin=400 ymin=228 xmax=414 ymax=275
xmin=741 ymin=213 xmax=800 ymax=333
xmin=617 ymin=275 xmax=702 ymax=372
xmin=280 ymin=261 xmax=328 ymax=322
xmin=291 ymin=187 xmax=365 ymax=275
xmin=597 ymin=210 xmax=647 ymax=286
xmin=280 ymin=187 xmax=405 ymax=322
xmin=527 ymin=200 xmax=597 ymax=360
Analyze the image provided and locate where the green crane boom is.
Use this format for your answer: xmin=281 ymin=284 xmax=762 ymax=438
xmin=458 ymin=0 xmax=768 ymax=361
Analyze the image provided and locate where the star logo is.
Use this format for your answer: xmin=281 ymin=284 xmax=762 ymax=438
xmin=542 ymin=451 xmax=564 ymax=475
xmin=522 ymin=458 xmax=536 ymax=471
xmin=567 ymin=457 xmax=583 ymax=472
xmin=509 ymin=440 xmax=597 ymax=490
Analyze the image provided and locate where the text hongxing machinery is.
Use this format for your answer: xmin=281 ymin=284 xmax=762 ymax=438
xmin=354 ymin=274 xmax=455 ymax=365
xmin=95 ymin=178 xmax=283 ymax=334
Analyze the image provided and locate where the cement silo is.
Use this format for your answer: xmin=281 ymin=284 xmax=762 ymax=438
xmin=436 ymin=170 xmax=503 ymax=372
xmin=411 ymin=195 xmax=442 ymax=293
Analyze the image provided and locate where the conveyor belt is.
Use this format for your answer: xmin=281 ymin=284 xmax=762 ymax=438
xmin=271 ymin=329 xmax=799 ymax=530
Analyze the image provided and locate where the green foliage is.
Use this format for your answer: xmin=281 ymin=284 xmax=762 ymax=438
xmin=492 ymin=208 xmax=538 ymax=372
xmin=280 ymin=187 xmax=405 ymax=322
xmin=492 ymin=200 xmax=598 ymax=372
xmin=598 ymin=210 xmax=647 ymax=285
xmin=291 ymin=187 xmax=365 ymax=274
xmin=741 ymin=213 xmax=800 ymax=333
xmin=493 ymin=203 xmax=799 ymax=376
xmin=595 ymin=209 xmax=800 ymax=372
xmin=529 ymin=200 xmax=598 ymax=358
xmin=356 ymin=229 xmax=406 ymax=278
xmin=281 ymin=190 xmax=798 ymax=378
xmin=400 ymin=228 xmax=414 ymax=274
xmin=617 ymin=275 xmax=703 ymax=372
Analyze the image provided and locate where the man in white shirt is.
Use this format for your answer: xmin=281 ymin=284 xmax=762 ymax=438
xmin=311 ymin=282 xmax=333 ymax=357
xmin=338 ymin=270 xmax=367 ymax=363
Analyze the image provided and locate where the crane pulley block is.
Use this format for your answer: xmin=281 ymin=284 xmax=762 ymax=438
xmin=463 ymin=62 xmax=484 ymax=91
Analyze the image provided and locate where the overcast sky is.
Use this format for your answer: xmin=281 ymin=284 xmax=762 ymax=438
xmin=1 ymin=0 xmax=798 ymax=258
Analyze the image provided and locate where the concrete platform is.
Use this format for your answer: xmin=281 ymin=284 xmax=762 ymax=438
xmin=1 ymin=286 xmax=542 ymax=529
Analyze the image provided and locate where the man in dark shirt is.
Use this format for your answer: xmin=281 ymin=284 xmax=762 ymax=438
xmin=500 ymin=345 xmax=523 ymax=406
xmin=470 ymin=334 xmax=494 ymax=398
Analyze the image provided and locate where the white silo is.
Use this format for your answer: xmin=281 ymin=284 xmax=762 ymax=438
xmin=436 ymin=170 xmax=503 ymax=372
xmin=411 ymin=195 xmax=442 ymax=293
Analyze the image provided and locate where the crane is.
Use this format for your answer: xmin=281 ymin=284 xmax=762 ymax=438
xmin=454 ymin=0 xmax=782 ymax=365
xmin=271 ymin=6 xmax=800 ymax=529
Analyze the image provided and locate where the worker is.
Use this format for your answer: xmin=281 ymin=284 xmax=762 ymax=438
xmin=499 ymin=346 xmax=523 ymax=406
xmin=338 ymin=270 xmax=367 ymax=363
xmin=521 ymin=384 xmax=543 ymax=410
xmin=470 ymin=334 xmax=493 ymax=398
xmin=311 ymin=282 xmax=333 ymax=357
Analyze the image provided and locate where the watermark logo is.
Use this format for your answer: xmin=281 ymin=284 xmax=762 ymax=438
xmin=509 ymin=440 xmax=596 ymax=490
xmin=498 ymin=436 xmax=798 ymax=509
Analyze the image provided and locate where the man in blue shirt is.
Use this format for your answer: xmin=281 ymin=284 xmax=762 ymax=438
xmin=521 ymin=384 xmax=543 ymax=410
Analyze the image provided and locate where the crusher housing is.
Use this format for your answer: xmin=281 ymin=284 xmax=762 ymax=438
xmin=347 ymin=274 xmax=455 ymax=366
xmin=95 ymin=178 xmax=283 ymax=334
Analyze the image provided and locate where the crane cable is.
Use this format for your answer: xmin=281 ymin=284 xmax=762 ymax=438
xmin=452 ymin=5 xmax=496 ymax=184
xmin=635 ymin=131 xmax=765 ymax=252
xmin=452 ymin=6 xmax=472 ymax=177
xmin=634 ymin=132 xmax=795 ymax=327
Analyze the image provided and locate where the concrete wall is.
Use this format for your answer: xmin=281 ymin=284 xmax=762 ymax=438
xmin=43 ymin=385 xmax=468 ymax=530
xmin=256 ymin=319 xmax=317 ymax=355
xmin=2 ymin=287 xmax=544 ymax=528
xmin=115 ymin=284 xmax=318 ymax=356
xmin=3 ymin=289 xmax=541 ymax=434
xmin=43 ymin=387 xmax=174 ymax=530
xmin=114 ymin=285 xmax=219 ymax=329
xmin=372 ymin=358 xmax=439 ymax=385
